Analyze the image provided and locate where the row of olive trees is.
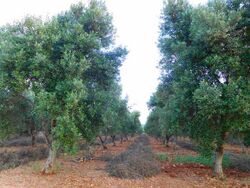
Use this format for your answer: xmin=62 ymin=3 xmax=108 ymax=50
xmin=0 ymin=0 xmax=141 ymax=173
xmin=145 ymin=0 xmax=249 ymax=178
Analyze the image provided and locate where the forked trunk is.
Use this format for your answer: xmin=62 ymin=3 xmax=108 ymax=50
xmin=213 ymin=144 xmax=224 ymax=178
xmin=99 ymin=136 xmax=107 ymax=149
xmin=42 ymin=122 xmax=56 ymax=174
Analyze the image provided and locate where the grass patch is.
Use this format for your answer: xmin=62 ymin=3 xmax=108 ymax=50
xmin=52 ymin=161 xmax=62 ymax=173
xmin=31 ymin=161 xmax=62 ymax=174
xmin=31 ymin=162 xmax=42 ymax=173
xmin=156 ymin=152 xmax=168 ymax=161
xmin=174 ymin=154 xmax=231 ymax=168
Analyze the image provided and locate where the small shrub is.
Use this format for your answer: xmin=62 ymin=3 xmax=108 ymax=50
xmin=0 ymin=147 xmax=48 ymax=171
xmin=228 ymin=153 xmax=250 ymax=172
xmin=1 ymin=135 xmax=46 ymax=147
xmin=156 ymin=152 xmax=168 ymax=161
xmin=52 ymin=161 xmax=62 ymax=173
xmin=176 ymin=140 xmax=197 ymax=151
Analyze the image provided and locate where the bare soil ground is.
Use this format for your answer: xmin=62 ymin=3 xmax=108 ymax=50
xmin=0 ymin=136 xmax=249 ymax=188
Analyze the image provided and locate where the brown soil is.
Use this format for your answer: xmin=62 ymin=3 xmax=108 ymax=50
xmin=0 ymin=137 xmax=249 ymax=188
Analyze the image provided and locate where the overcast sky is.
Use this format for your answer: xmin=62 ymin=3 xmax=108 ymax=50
xmin=0 ymin=0 xmax=207 ymax=124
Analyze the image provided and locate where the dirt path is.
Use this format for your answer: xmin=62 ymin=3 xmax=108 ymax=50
xmin=0 ymin=136 xmax=249 ymax=188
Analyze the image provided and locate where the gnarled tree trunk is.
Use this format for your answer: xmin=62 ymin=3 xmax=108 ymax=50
xmin=41 ymin=119 xmax=57 ymax=174
xmin=213 ymin=144 xmax=224 ymax=178
xmin=165 ymin=134 xmax=172 ymax=147
xmin=42 ymin=145 xmax=56 ymax=174
xmin=27 ymin=118 xmax=36 ymax=146
xmin=213 ymin=132 xmax=227 ymax=178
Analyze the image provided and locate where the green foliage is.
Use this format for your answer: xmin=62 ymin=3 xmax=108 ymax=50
xmin=0 ymin=0 xmax=131 ymax=164
xmin=156 ymin=152 xmax=169 ymax=161
xmin=174 ymin=155 xmax=231 ymax=168
xmin=53 ymin=114 xmax=81 ymax=154
xmin=144 ymin=109 xmax=162 ymax=138
xmin=0 ymin=122 xmax=14 ymax=140
xmin=99 ymin=84 xmax=142 ymax=139
xmin=147 ymin=0 xmax=250 ymax=176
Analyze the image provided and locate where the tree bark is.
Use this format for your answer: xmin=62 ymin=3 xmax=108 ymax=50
xmin=120 ymin=135 xmax=123 ymax=144
xmin=165 ymin=134 xmax=172 ymax=147
xmin=84 ymin=143 xmax=93 ymax=160
xmin=41 ymin=119 xmax=56 ymax=174
xmin=213 ymin=144 xmax=224 ymax=178
xmin=42 ymin=132 xmax=56 ymax=174
xmin=28 ymin=118 xmax=36 ymax=146
xmin=173 ymin=136 xmax=177 ymax=151
xmin=111 ymin=135 xmax=116 ymax=146
xmin=98 ymin=136 xmax=107 ymax=149
xmin=125 ymin=134 xmax=129 ymax=141
xmin=213 ymin=131 xmax=228 ymax=178
xmin=42 ymin=145 xmax=56 ymax=174
xmin=31 ymin=130 xmax=36 ymax=147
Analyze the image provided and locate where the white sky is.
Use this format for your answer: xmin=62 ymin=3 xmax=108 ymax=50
xmin=0 ymin=0 xmax=207 ymax=124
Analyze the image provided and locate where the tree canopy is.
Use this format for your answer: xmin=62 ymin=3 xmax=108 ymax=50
xmin=0 ymin=0 xmax=141 ymax=173
xmin=145 ymin=0 xmax=250 ymax=178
